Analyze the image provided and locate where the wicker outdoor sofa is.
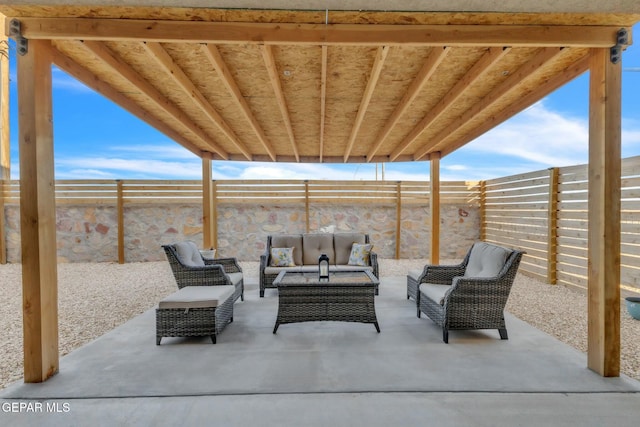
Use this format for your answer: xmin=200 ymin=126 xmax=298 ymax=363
xmin=162 ymin=242 xmax=244 ymax=303
xmin=259 ymin=232 xmax=379 ymax=297
xmin=407 ymin=242 xmax=524 ymax=343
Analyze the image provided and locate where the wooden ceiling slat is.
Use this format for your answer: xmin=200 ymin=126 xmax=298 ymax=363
xmin=391 ymin=46 xmax=511 ymax=161
xmin=366 ymin=46 xmax=450 ymax=161
xmin=78 ymin=40 xmax=229 ymax=159
xmin=440 ymin=55 xmax=590 ymax=157
xmin=413 ymin=47 xmax=566 ymax=160
xmin=142 ymin=42 xmax=252 ymax=161
xmin=261 ymin=45 xmax=299 ymax=162
xmin=319 ymin=45 xmax=328 ymax=162
xmin=14 ymin=18 xmax=624 ymax=48
xmin=343 ymin=45 xmax=389 ymax=162
xmin=202 ymin=44 xmax=277 ymax=161
xmin=49 ymin=47 xmax=207 ymax=158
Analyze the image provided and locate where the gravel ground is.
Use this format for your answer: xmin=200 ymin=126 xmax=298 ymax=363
xmin=1 ymin=259 xmax=639 ymax=389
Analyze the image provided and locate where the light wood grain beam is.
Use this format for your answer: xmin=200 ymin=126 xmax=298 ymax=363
xmin=366 ymin=46 xmax=450 ymax=161
xmin=320 ymin=45 xmax=327 ymax=163
xmin=430 ymin=152 xmax=441 ymax=264
xmin=13 ymin=18 xmax=625 ymax=48
xmin=440 ymin=53 xmax=589 ymax=157
xmin=0 ymin=35 xmax=9 ymax=264
xmin=50 ymin=47 xmax=208 ymax=159
xmin=261 ymin=45 xmax=299 ymax=162
xmin=344 ymin=45 xmax=389 ymax=162
xmin=203 ymin=44 xmax=276 ymax=161
xmin=414 ymin=47 xmax=565 ymax=160
xmin=202 ymin=158 xmax=215 ymax=250
xmin=79 ymin=40 xmax=228 ymax=159
xmin=143 ymin=42 xmax=252 ymax=161
xmin=588 ymin=47 xmax=621 ymax=377
xmin=18 ymin=39 xmax=59 ymax=383
xmin=391 ymin=46 xmax=510 ymax=161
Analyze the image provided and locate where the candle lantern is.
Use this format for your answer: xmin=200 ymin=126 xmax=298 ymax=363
xmin=318 ymin=253 xmax=330 ymax=281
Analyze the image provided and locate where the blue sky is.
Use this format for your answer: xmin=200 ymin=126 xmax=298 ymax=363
xmin=7 ymin=25 xmax=640 ymax=182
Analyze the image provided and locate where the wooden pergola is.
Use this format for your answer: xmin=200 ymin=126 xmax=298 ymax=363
xmin=0 ymin=1 xmax=637 ymax=382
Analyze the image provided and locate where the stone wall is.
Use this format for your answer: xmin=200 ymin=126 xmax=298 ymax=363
xmin=3 ymin=202 xmax=479 ymax=263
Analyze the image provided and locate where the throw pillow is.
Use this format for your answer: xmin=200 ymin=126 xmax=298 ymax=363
xmin=348 ymin=243 xmax=373 ymax=266
xmin=270 ymin=247 xmax=296 ymax=267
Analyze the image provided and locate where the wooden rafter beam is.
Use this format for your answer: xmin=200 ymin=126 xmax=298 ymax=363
xmin=240 ymin=154 xmax=415 ymax=163
xmin=261 ymin=45 xmax=299 ymax=162
xmin=50 ymin=47 xmax=209 ymax=159
xmin=366 ymin=46 xmax=450 ymax=161
xmin=202 ymin=44 xmax=277 ymax=161
xmin=391 ymin=46 xmax=510 ymax=161
xmin=11 ymin=18 xmax=625 ymax=48
xmin=440 ymin=54 xmax=590 ymax=157
xmin=320 ymin=45 xmax=327 ymax=163
xmin=344 ymin=45 xmax=389 ymax=162
xmin=143 ymin=42 xmax=252 ymax=161
xmin=78 ymin=40 xmax=228 ymax=159
xmin=413 ymin=47 xmax=566 ymax=160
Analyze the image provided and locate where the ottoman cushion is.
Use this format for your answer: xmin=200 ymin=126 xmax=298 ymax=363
xmin=159 ymin=285 xmax=235 ymax=309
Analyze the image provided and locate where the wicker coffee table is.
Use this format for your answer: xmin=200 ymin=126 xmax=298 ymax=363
xmin=272 ymin=270 xmax=380 ymax=333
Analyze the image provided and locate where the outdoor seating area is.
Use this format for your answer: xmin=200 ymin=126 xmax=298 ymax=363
xmin=2 ymin=270 xmax=640 ymax=426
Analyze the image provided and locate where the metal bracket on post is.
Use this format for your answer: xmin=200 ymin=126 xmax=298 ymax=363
xmin=9 ymin=19 xmax=28 ymax=56
xmin=610 ymin=28 xmax=629 ymax=64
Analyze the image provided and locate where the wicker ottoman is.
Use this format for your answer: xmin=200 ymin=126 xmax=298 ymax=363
xmin=156 ymin=285 xmax=235 ymax=345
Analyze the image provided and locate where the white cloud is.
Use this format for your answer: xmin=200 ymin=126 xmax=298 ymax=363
xmin=107 ymin=144 xmax=198 ymax=160
xmin=464 ymin=101 xmax=590 ymax=167
xmin=55 ymin=157 xmax=202 ymax=179
xmin=51 ymin=67 xmax=93 ymax=93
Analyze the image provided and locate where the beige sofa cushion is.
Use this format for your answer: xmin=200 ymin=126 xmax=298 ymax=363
xmin=271 ymin=234 xmax=303 ymax=265
xmin=303 ymin=233 xmax=335 ymax=265
xmin=158 ymin=285 xmax=235 ymax=309
xmin=334 ymin=233 xmax=366 ymax=265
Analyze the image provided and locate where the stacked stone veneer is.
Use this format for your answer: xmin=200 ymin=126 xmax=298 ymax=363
xmin=3 ymin=202 xmax=479 ymax=263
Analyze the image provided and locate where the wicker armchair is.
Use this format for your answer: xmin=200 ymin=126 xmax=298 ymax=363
xmin=410 ymin=242 xmax=524 ymax=343
xmin=162 ymin=243 xmax=244 ymax=303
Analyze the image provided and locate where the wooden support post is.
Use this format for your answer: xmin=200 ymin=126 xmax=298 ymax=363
xmin=116 ymin=180 xmax=124 ymax=264
xmin=18 ymin=39 xmax=59 ymax=383
xmin=430 ymin=154 xmax=440 ymax=264
xmin=304 ymin=180 xmax=310 ymax=232
xmin=0 ymin=34 xmax=9 ymax=265
xmin=0 ymin=179 xmax=5 ymax=264
xmin=547 ymin=167 xmax=559 ymax=285
xmin=212 ymin=180 xmax=218 ymax=250
xmin=587 ymin=48 xmax=621 ymax=377
xmin=202 ymin=158 xmax=215 ymax=250
xmin=395 ymin=181 xmax=401 ymax=259
xmin=479 ymin=180 xmax=486 ymax=241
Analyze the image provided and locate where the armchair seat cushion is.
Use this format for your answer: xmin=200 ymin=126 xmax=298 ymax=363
xmin=407 ymin=269 xmax=422 ymax=281
xmin=419 ymin=283 xmax=450 ymax=306
xmin=227 ymin=272 xmax=243 ymax=287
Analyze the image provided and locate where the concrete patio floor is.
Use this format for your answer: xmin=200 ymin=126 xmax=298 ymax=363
xmin=2 ymin=276 xmax=640 ymax=426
